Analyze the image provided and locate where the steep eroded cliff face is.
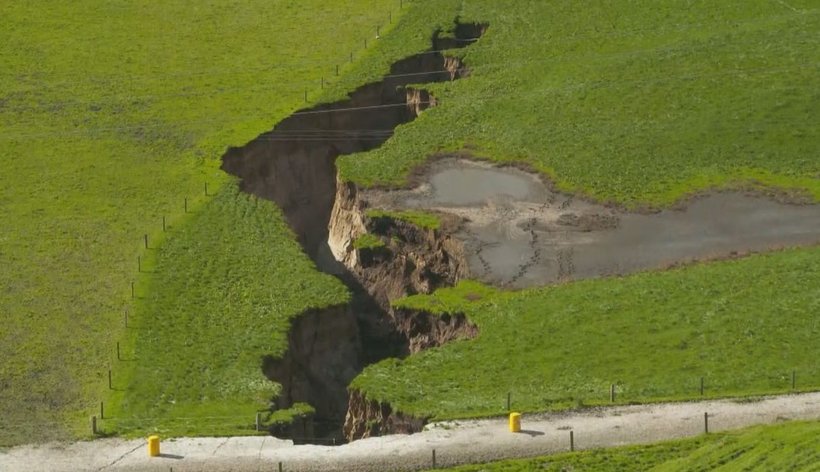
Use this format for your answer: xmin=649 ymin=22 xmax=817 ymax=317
xmin=262 ymin=306 xmax=361 ymax=425
xmin=342 ymin=305 xmax=478 ymax=440
xmin=392 ymin=307 xmax=477 ymax=355
xmin=221 ymin=21 xmax=487 ymax=443
xmin=343 ymin=389 xmax=426 ymax=440
xmin=327 ymin=171 xmax=482 ymax=440
xmin=329 ymin=178 xmax=469 ymax=307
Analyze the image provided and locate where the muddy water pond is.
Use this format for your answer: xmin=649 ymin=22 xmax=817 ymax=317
xmin=367 ymin=159 xmax=820 ymax=288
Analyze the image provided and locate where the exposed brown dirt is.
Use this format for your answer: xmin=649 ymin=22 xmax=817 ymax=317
xmin=262 ymin=306 xmax=361 ymax=427
xmin=219 ymin=13 xmax=819 ymax=444
xmin=391 ymin=307 xmax=478 ymax=354
xmin=329 ymin=180 xmax=469 ymax=308
xmin=343 ymin=390 xmax=427 ymax=441
xmin=220 ymin=22 xmax=487 ymax=443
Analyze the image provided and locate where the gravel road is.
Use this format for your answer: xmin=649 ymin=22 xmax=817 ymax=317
xmin=2 ymin=392 xmax=818 ymax=471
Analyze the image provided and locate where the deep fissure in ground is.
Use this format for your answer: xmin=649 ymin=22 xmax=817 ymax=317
xmin=221 ymin=22 xmax=486 ymax=443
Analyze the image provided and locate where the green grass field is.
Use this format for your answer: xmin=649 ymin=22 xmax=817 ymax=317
xmin=104 ymin=185 xmax=348 ymax=437
xmin=433 ymin=420 xmax=820 ymax=471
xmin=339 ymin=0 xmax=820 ymax=207
xmin=0 ymin=0 xmax=408 ymax=446
xmin=353 ymin=247 xmax=820 ymax=420
xmin=2 ymin=0 xmax=818 ymax=449
xmin=366 ymin=209 xmax=442 ymax=230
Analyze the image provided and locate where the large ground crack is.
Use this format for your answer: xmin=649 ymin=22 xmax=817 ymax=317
xmin=221 ymin=21 xmax=487 ymax=443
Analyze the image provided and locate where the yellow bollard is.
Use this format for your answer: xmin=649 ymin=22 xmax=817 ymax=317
xmin=148 ymin=435 xmax=160 ymax=457
xmin=509 ymin=412 xmax=521 ymax=433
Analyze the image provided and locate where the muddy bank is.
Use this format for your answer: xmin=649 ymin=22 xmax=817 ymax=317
xmin=343 ymin=390 xmax=427 ymax=441
xmin=329 ymin=180 xmax=469 ymax=308
xmin=222 ymin=23 xmax=486 ymax=442
xmin=366 ymin=158 xmax=820 ymax=288
xmin=262 ymin=305 xmax=361 ymax=432
xmin=391 ymin=307 xmax=478 ymax=355
xmin=329 ymin=180 xmax=473 ymax=440
xmin=221 ymin=50 xmax=474 ymax=260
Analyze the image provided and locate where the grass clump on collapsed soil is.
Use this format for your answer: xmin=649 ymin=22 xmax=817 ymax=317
xmin=353 ymin=233 xmax=387 ymax=250
xmin=105 ymin=185 xmax=348 ymax=437
xmin=0 ymin=0 xmax=409 ymax=445
xmin=393 ymin=280 xmax=499 ymax=314
xmin=339 ymin=0 xmax=820 ymax=207
xmin=353 ymin=247 xmax=820 ymax=420
xmin=432 ymin=420 xmax=820 ymax=471
xmin=366 ymin=209 xmax=442 ymax=230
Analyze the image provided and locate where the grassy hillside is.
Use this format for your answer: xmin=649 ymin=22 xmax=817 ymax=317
xmin=339 ymin=0 xmax=820 ymax=207
xmin=105 ymin=185 xmax=348 ymax=437
xmin=353 ymin=248 xmax=820 ymax=420
xmin=102 ymin=1 xmax=472 ymax=439
xmin=0 ymin=0 xmax=404 ymax=446
xmin=342 ymin=0 xmax=820 ymax=430
xmin=434 ymin=420 xmax=820 ymax=471
xmin=2 ymin=0 xmax=817 ymax=448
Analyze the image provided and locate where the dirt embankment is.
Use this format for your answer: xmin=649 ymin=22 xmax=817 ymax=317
xmin=329 ymin=181 xmax=480 ymax=351
xmin=392 ymin=307 xmax=477 ymax=354
xmin=329 ymin=180 xmax=469 ymax=307
xmin=330 ymin=177 xmax=478 ymax=441
xmin=342 ymin=389 xmax=427 ymax=441
xmin=221 ymin=22 xmax=487 ymax=443
xmin=262 ymin=306 xmax=361 ymax=432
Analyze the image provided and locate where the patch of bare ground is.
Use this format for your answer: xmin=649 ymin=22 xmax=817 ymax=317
xmin=220 ymin=22 xmax=487 ymax=443
xmin=363 ymin=158 xmax=820 ymax=288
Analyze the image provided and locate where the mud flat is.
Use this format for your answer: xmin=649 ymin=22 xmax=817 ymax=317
xmin=365 ymin=159 xmax=820 ymax=288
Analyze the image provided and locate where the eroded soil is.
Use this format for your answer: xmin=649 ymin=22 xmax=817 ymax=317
xmin=365 ymin=159 xmax=820 ymax=287
xmin=221 ymin=23 xmax=487 ymax=442
xmin=220 ymin=14 xmax=818 ymax=444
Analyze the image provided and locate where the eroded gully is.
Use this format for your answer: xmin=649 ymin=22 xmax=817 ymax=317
xmin=221 ymin=22 xmax=487 ymax=443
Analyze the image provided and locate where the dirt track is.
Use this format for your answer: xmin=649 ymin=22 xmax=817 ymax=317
xmin=2 ymin=392 xmax=818 ymax=471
